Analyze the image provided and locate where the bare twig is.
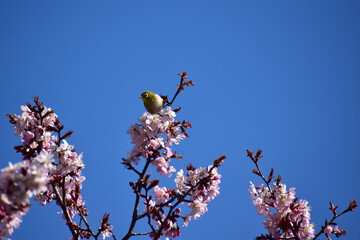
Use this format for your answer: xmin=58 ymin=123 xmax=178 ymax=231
xmin=167 ymin=72 xmax=194 ymax=107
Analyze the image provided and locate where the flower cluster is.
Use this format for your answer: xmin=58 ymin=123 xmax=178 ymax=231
xmin=153 ymin=186 xmax=170 ymax=204
xmin=8 ymin=99 xmax=86 ymax=210
xmin=12 ymin=104 xmax=58 ymax=158
xmin=145 ymin=201 xmax=182 ymax=239
xmin=35 ymin=139 xmax=86 ymax=220
xmin=141 ymin=162 xmax=222 ymax=239
xmin=3 ymin=97 xmax=113 ymax=239
xmin=124 ymin=106 xmax=189 ymax=177
xmin=249 ymin=181 xmax=315 ymax=239
xmin=247 ymin=149 xmax=358 ymax=240
xmin=175 ymin=165 xmax=221 ymax=226
xmin=0 ymin=152 xmax=52 ymax=236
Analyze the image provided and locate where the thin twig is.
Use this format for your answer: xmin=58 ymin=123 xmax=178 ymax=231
xmin=77 ymin=207 xmax=97 ymax=239
xmin=253 ymin=160 xmax=272 ymax=190
xmin=52 ymin=183 xmax=79 ymax=240
xmin=123 ymin=158 xmax=153 ymax=240
xmin=168 ymin=79 xmax=184 ymax=106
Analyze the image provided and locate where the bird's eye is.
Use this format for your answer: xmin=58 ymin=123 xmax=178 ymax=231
xmin=144 ymin=93 xmax=148 ymax=97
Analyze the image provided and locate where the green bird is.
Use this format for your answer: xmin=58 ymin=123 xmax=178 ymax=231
xmin=139 ymin=91 xmax=164 ymax=114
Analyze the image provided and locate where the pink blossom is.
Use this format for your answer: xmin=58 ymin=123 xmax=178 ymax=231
xmin=153 ymin=186 xmax=170 ymax=204
xmin=249 ymin=182 xmax=259 ymax=199
xmin=41 ymin=107 xmax=57 ymax=127
xmin=101 ymin=224 xmax=113 ymax=239
xmin=22 ymin=131 xmax=35 ymax=144
xmin=152 ymin=157 xmax=170 ymax=176
xmin=249 ymin=181 xmax=315 ymax=240
xmin=174 ymin=169 xmax=188 ymax=193
xmin=154 ymin=216 xmax=181 ymax=239
xmin=324 ymin=224 xmax=333 ymax=234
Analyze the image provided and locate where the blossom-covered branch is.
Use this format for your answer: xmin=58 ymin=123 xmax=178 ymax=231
xmin=247 ymin=149 xmax=357 ymax=240
xmin=3 ymin=97 xmax=115 ymax=240
xmin=121 ymin=73 xmax=225 ymax=240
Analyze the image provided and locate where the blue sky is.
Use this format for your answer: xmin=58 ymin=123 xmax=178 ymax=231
xmin=0 ymin=1 xmax=359 ymax=239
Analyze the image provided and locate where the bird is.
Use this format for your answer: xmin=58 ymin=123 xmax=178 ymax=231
xmin=139 ymin=91 xmax=164 ymax=114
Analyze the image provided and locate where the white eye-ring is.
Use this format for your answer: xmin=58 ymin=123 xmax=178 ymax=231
xmin=145 ymin=93 xmax=148 ymax=97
